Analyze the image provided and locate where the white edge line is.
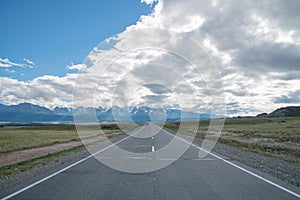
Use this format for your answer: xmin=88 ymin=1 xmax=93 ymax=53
xmin=3 ymin=125 xmax=300 ymax=199
xmin=1 ymin=134 xmax=132 ymax=200
xmin=161 ymin=127 xmax=300 ymax=199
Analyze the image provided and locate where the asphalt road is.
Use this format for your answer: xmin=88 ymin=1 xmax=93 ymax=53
xmin=1 ymin=123 xmax=300 ymax=200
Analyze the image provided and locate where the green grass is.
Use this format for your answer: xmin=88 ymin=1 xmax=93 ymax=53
xmin=0 ymin=145 xmax=85 ymax=177
xmin=0 ymin=125 xmax=79 ymax=153
xmin=163 ymin=117 xmax=300 ymax=163
xmin=0 ymin=123 xmax=139 ymax=153
xmin=0 ymin=123 xmax=140 ymax=177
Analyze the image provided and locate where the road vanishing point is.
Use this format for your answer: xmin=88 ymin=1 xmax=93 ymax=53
xmin=1 ymin=123 xmax=300 ymax=200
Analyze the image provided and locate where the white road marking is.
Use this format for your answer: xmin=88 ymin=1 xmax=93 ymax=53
xmin=0 ymin=134 xmax=133 ymax=200
xmin=152 ymin=136 xmax=154 ymax=152
xmin=3 ymin=123 xmax=300 ymax=199
xmin=160 ymin=126 xmax=300 ymax=199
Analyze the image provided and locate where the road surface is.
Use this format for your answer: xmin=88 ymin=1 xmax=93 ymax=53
xmin=1 ymin=123 xmax=299 ymax=200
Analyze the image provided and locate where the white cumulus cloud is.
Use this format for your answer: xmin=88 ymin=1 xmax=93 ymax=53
xmin=1 ymin=0 xmax=299 ymax=116
xmin=66 ymin=63 xmax=88 ymax=72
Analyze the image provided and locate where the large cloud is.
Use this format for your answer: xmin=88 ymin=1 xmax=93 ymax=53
xmin=0 ymin=75 xmax=76 ymax=108
xmin=1 ymin=0 xmax=299 ymax=116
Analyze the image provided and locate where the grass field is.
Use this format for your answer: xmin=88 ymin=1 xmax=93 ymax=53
xmin=164 ymin=117 xmax=300 ymax=163
xmin=1 ymin=119 xmax=299 ymax=177
xmin=0 ymin=123 xmax=139 ymax=177
xmin=0 ymin=123 xmax=138 ymax=153
xmin=0 ymin=145 xmax=85 ymax=177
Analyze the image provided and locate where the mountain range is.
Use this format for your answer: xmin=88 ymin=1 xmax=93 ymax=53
xmin=0 ymin=103 xmax=213 ymax=123
xmin=256 ymin=106 xmax=300 ymax=118
xmin=1 ymin=103 xmax=299 ymax=123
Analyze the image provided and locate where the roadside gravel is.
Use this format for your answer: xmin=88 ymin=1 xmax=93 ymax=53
xmin=194 ymin=137 xmax=300 ymax=187
xmin=1 ymin=136 xmax=299 ymax=190
xmin=0 ymin=148 xmax=89 ymax=190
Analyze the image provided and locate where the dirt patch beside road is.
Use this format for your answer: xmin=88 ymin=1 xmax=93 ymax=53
xmin=0 ymin=140 xmax=83 ymax=168
xmin=0 ymin=134 xmax=110 ymax=168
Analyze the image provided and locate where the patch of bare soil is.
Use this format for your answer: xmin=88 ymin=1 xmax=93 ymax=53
xmin=0 ymin=141 xmax=83 ymax=168
xmin=0 ymin=135 xmax=107 ymax=168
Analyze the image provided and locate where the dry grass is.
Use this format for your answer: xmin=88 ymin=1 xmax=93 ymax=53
xmin=0 ymin=145 xmax=85 ymax=177
xmin=0 ymin=123 xmax=138 ymax=153
xmin=163 ymin=117 xmax=300 ymax=163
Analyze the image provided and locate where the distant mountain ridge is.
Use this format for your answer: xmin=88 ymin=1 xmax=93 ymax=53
xmin=256 ymin=106 xmax=300 ymax=118
xmin=1 ymin=103 xmax=299 ymax=123
xmin=0 ymin=103 xmax=73 ymax=122
xmin=0 ymin=103 xmax=213 ymax=123
xmin=0 ymin=103 xmax=53 ymax=114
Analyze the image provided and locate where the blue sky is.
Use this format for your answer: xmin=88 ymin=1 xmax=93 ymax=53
xmin=0 ymin=0 xmax=154 ymax=81
xmin=0 ymin=0 xmax=299 ymax=116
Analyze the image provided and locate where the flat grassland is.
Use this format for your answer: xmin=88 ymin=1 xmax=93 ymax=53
xmin=0 ymin=123 xmax=138 ymax=177
xmin=164 ymin=117 xmax=300 ymax=163
xmin=0 ymin=123 xmax=137 ymax=153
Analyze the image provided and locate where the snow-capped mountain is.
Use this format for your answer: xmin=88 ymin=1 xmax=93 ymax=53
xmin=0 ymin=103 xmax=212 ymax=123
